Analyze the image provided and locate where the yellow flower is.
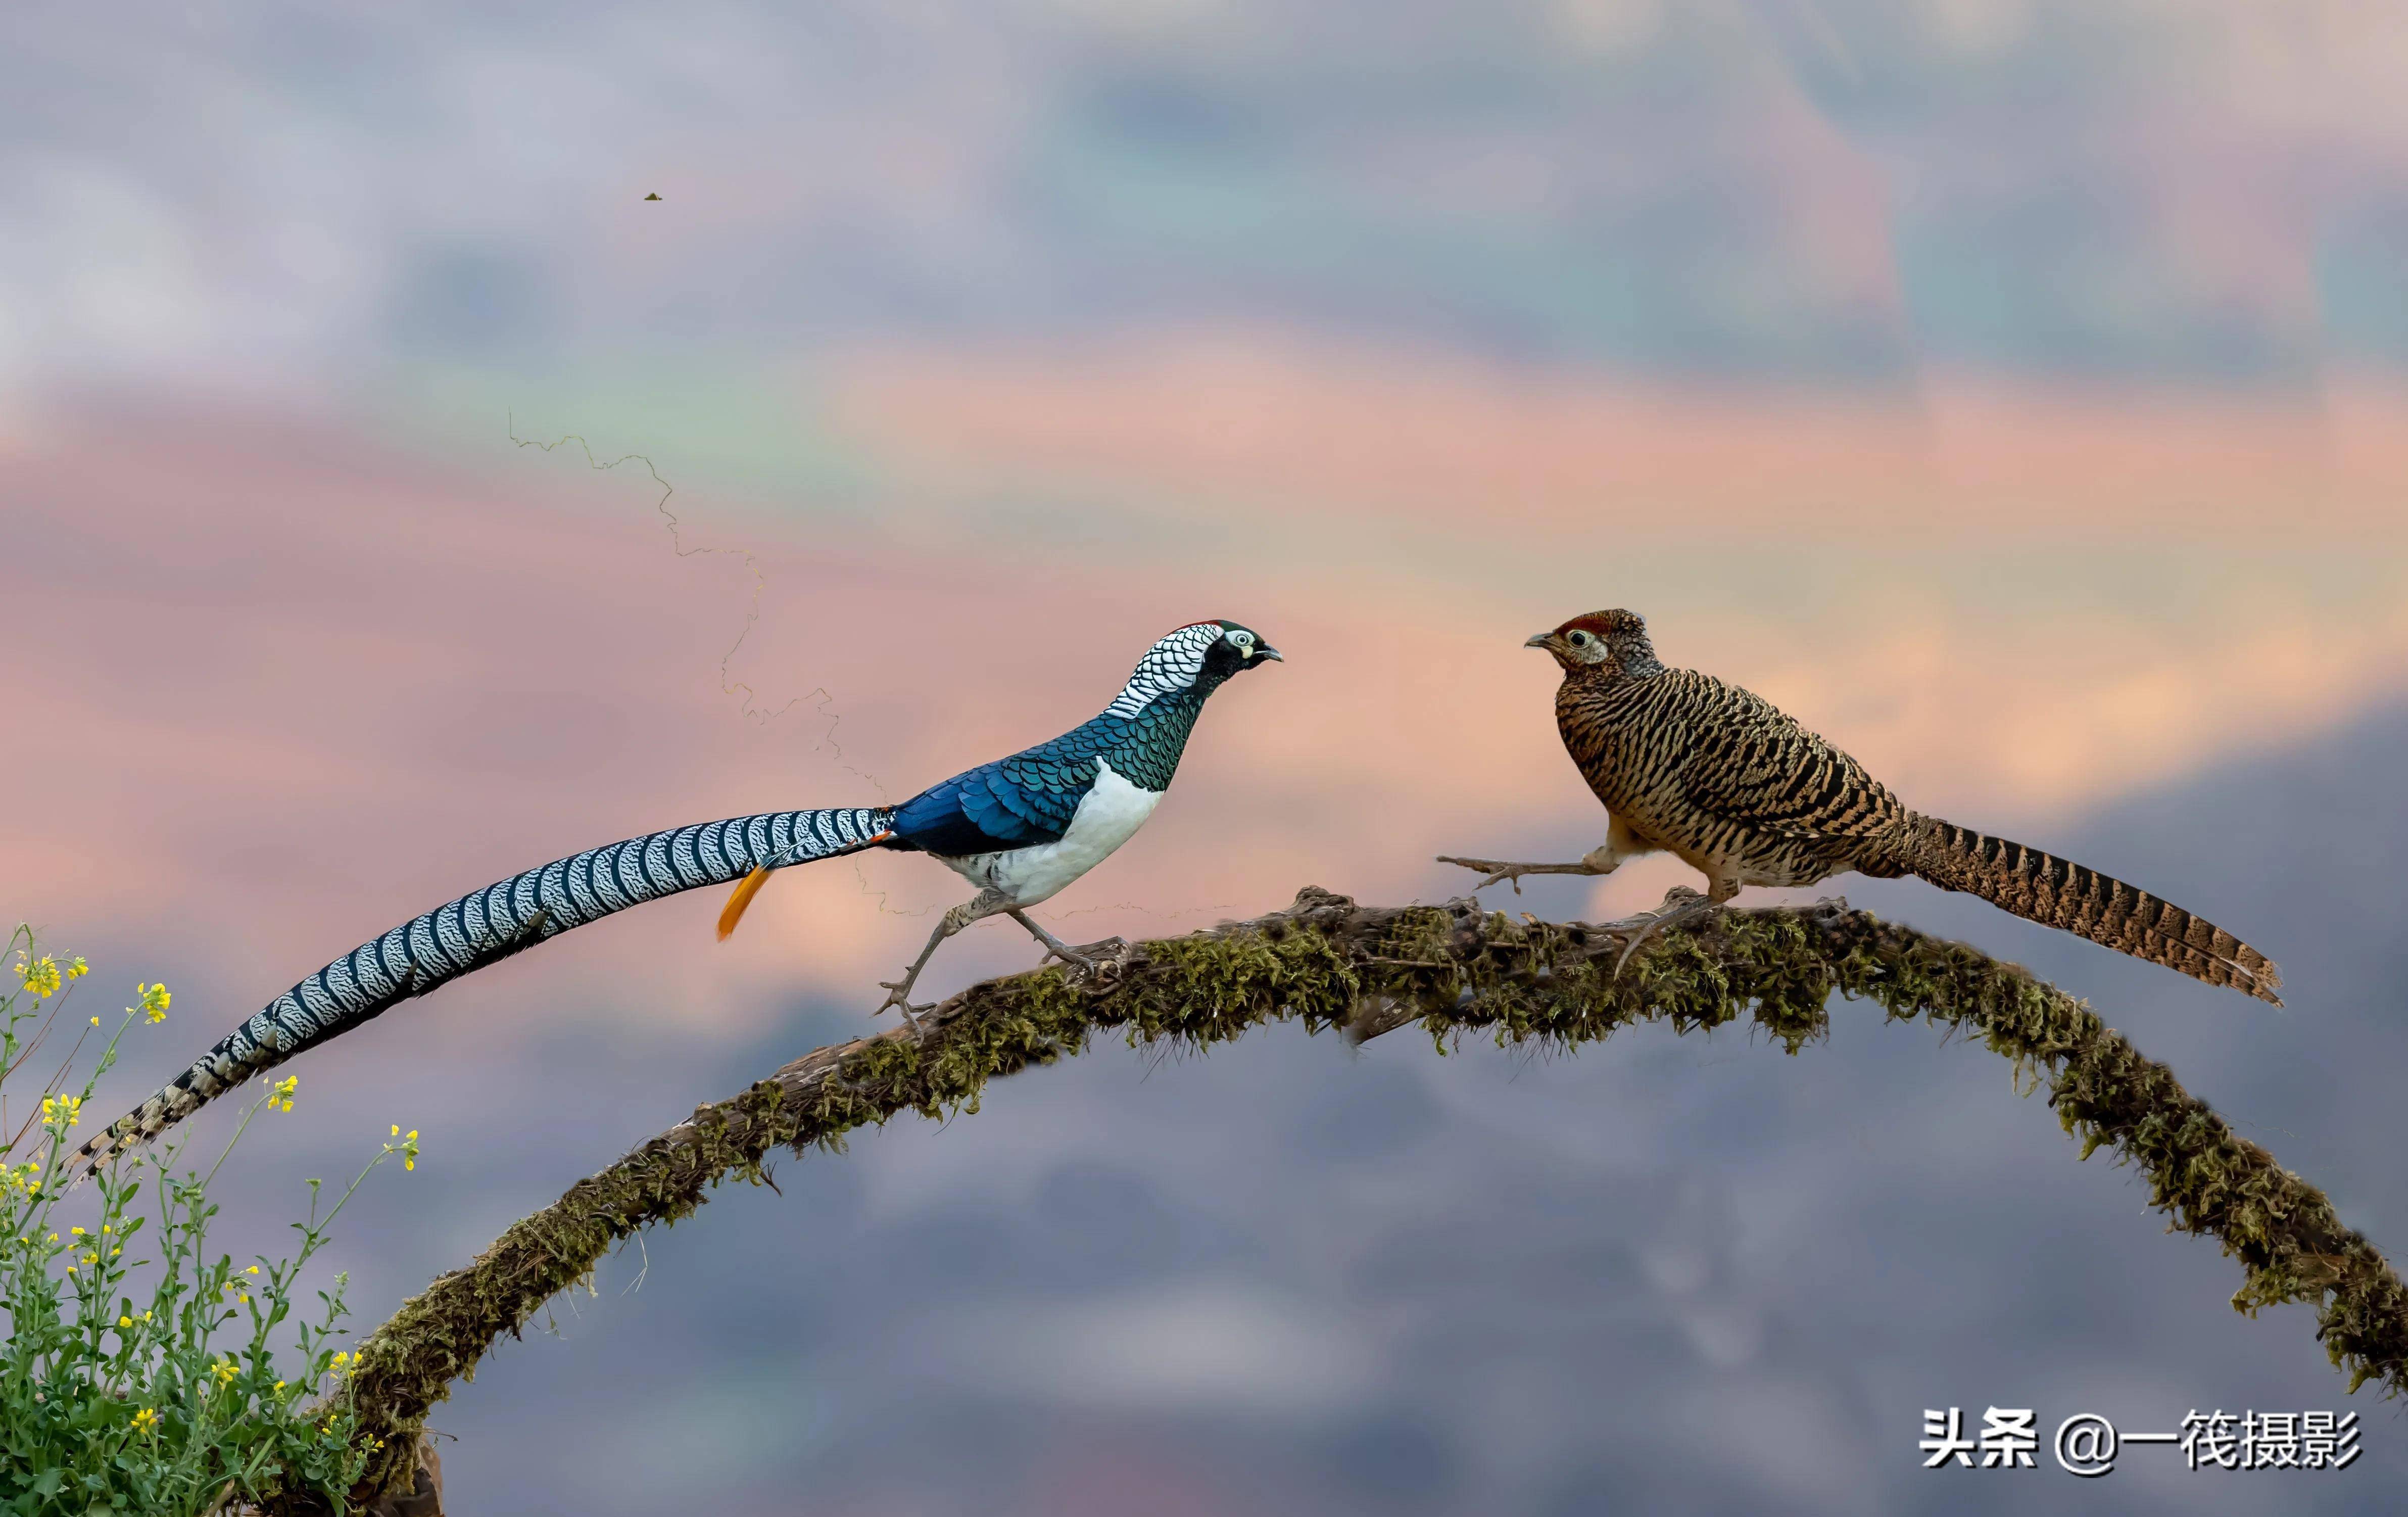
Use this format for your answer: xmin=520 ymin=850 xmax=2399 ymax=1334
xmin=391 ymin=1124 xmax=399 ymax=1135
xmin=212 ymin=1357 xmax=239 ymax=1388
xmin=67 ymin=957 xmax=88 ymax=980
xmin=69 ymin=1226 xmax=83 ymax=1237
xmin=118 ymin=1314 xmax=131 ymax=1328
xmin=245 ymin=1264 xmax=260 ymax=1274
xmin=269 ymin=1074 xmax=298 ymax=1112
xmin=134 ymin=981 xmax=170 ymax=1023
xmin=130 ymin=1406 xmax=159 ymax=1436
xmin=237 ymin=1293 xmax=249 ymax=1305
xmin=18 ymin=956 xmax=62 ymax=999
xmin=90 ymin=1016 xmax=100 ymax=1026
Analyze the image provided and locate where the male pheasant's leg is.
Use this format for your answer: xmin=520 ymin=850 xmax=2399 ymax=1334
xmin=877 ymin=888 xmax=1009 ymax=1026
xmin=1611 ymin=877 xmax=1741 ymax=977
xmin=1006 ymin=909 xmax=1109 ymax=974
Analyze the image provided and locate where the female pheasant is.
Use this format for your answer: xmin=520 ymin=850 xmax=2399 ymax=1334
xmin=1444 ymin=609 xmax=2282 ymax=1003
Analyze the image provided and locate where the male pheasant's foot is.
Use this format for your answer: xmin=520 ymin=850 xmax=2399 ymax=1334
xmin=1008 ymin=911 xmax=1124 ymax=978
xmin=1436 ymin=856 xmax=1603 ymax=894
xmin=1608 ymin=887 xmax=1718 ymax=977
xmin=873 ymin=977 xmax=937 ymax=1029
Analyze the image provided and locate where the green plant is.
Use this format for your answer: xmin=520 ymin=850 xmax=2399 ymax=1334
xmin=2 ymin=926 xmax=420 ymax=1516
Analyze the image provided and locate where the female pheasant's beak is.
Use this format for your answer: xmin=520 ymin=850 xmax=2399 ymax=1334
xmin=1524 ymin=632 xmax=1553 ymax=649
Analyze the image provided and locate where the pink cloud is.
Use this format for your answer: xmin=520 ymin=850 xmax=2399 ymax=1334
xmin=9 ymin=384 xmax=2407 ymax=1079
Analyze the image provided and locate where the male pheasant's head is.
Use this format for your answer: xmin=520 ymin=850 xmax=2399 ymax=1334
xmin=1107 ymin=619 xmax=1281 ymax=715
xmin=1527 ymin=609 xmax=1662 ymax=678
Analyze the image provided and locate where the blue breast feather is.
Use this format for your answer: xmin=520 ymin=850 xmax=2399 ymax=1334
xmin=887 ymin=724 xmax=1111 ymax=857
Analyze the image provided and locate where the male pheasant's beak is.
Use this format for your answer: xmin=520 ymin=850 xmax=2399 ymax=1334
xmin=1254 ymin=645 xmax=1283 ymax=661
xmin=1524 ymin=632 xmax=1553 ymax=649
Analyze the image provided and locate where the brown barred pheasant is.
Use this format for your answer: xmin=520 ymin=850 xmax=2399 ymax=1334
xmin=1442 ymin=609 xmax=2283 ymax=1004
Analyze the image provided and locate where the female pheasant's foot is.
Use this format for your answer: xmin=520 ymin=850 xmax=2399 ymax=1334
xmin=1436 ymin=856 xmax=1604 ymax=894
xmin=1608 ymin=887 xmax=1719 ymax=977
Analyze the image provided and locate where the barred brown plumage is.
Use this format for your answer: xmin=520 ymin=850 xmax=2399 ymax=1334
xmin=1442 ymin=608 xmax=2283 ymax=1004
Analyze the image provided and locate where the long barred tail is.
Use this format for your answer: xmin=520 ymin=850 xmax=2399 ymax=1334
xmin=74 ymin=805 xmax=894 ymax=1179
xmin=1894 ymin=813 xmax=2282 ymax=1005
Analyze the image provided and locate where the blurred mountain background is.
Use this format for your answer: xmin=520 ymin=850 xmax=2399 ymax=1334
xmin=6 ymin=1 xmax=2408 ymax=1510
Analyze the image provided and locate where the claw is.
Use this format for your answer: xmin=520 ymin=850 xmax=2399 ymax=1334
xmin=1045 ymin=934 xmax=1131 ymax=977
xmin=1606 ymin=889 xmax=1717 ymax=978
xmin=873 ymin=978 xmax=937 ymax=1028
xmin=1609 ymin=934 xmax=1650 ymax=980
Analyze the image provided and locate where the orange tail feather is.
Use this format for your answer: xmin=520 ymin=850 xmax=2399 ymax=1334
xmin=717 ymin=867 xmax=775 ymax=941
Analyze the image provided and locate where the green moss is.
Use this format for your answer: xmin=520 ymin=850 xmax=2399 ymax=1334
xmin=315 ymin=887 xmax=2408 ymax=1505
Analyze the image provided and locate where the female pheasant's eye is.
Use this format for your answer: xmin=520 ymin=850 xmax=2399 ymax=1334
xmin=1568 ymin=631 xmax=1591 ymax=647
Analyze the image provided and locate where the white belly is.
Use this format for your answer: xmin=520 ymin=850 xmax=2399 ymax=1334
xmin=941 ymin=758 xmax=1165 ymax=907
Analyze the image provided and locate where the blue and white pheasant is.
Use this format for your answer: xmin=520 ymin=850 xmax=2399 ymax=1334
xmin=75 ymin=620 xmax=1280 ymax=1176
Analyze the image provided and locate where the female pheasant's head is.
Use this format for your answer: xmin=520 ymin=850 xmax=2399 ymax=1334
xmin=1106 ymin=619 xmax=1281 ymax=715
xmin=1527 ymin=609 xmax=1663 ymax=679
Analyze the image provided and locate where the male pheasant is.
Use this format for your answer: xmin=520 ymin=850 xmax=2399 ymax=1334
xmin=76 ymin=620 xmax=1280 ymax=1177
xmin=1443 ymin=609 xmax=2281 ymax=1004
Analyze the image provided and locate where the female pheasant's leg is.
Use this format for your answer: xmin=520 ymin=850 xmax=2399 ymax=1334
xmin=1438 ymin=857 xmax=1609 ymax=892
xmin=1440 ymin=820 xmax=1655 ymax=894
xmin=877 ymin=887 xmax=1010 ymax=1025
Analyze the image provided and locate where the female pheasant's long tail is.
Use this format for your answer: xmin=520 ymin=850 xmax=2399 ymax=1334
xmin=73 ymin=805 xmax=894 ymax=1180
xmin=1887 ymin=813 xmax=2282 ymax=1005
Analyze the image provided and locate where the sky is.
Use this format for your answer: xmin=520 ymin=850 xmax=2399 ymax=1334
xmin=6 ymin=1 xmax=2408 ymax=1512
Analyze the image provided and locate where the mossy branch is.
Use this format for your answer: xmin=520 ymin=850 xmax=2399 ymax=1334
xmin=325 ymin=885 xmax=2408 ymax=1502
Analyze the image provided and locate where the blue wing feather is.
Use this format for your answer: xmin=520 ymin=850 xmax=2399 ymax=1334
xmin=889 ymin=740 xmax=1096 ymax=857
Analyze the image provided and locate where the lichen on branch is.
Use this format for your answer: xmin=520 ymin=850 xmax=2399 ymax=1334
xmin=323 ymin=886 xmax=2408 ymax=1505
